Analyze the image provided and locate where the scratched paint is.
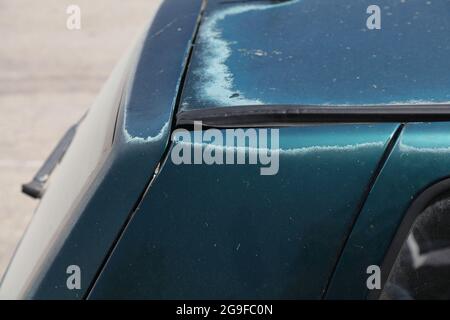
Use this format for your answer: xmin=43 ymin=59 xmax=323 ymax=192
xmin=181 ymin=0 xmax=450 ymax=110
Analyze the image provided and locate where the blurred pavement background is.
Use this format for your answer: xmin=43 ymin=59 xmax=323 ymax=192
xmin=0 ymin=0 xmax=161 ymax=278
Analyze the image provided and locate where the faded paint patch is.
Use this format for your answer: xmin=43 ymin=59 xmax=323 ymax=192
xmin=124 ymin=120 xmax=170 ymax=144
xmin=182 ymin=0 xmax=450 ymax=110
xmin=172 ymin=140 xmax=384 ymax=156
xmin=194 ymin=0 xmax=300 ymax=106
xmin=385 ymin=100 xmax=450 ymax=106
xmin=399 ymin=142 xmax=450 ymax=154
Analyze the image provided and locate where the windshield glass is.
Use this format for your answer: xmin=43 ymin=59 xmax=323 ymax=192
xmin=180 ymin=0 xmax=450 ymax=110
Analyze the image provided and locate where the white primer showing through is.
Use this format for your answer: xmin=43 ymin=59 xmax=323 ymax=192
xmin=123 ymin=120 xmax=170 ymax=144
xmin=171 ymin=121 xmax=384 ymax=176
xmin=196 ymin=0 xmax=300 ymax=106
xmin=399 ymin=143 xmax=450 ymax=154
xmin=173 ymin=140 xmax=384 ymax=156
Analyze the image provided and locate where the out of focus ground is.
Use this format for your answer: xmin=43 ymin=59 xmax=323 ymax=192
xmin=0 ymin=0 xmax=161 ymax=278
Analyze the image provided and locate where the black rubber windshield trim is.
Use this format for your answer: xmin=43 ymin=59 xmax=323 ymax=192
xmin=176 ymin=104 xmax=450 ymax=128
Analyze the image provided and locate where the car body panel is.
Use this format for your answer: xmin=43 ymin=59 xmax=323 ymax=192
xmin=326 ymin=121 xmax=450 ymax=299
xmin=180 ymin=0 xmax=450 ymax=110
xmin=2 ymin=0 xmax=450 ymax=301
xmin=0 ymin=0 xmax=203 ymax=299
xmin=88 ymin=124 xmax=399 ymax=299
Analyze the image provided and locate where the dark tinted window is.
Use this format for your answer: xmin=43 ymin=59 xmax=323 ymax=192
xmin=381 ymin=198 xmax=450 ymax=300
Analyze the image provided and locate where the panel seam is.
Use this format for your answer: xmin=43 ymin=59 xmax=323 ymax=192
xmin=82 ymin=0 xmax=207 ymax=299
xmin=321 ymin=123 xmax=405 ymax=299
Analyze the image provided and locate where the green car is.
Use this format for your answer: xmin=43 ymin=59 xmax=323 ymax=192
xmin=2 ymin=0 xmax=450 ymax=300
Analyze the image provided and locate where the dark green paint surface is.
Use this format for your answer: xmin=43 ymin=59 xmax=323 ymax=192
xmin=327 ymin=121 xmax=450 ymax=299
xmin=181 ymin=0 xmax=450 ymax=109
xmin=0 ymin=0 xmax=203 ymax=299
xmin=90 ymin=124 xmax=398 ymax=299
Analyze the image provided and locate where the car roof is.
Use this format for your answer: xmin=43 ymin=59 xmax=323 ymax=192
xmin=180 ymin=0 xmax=450 ymax=111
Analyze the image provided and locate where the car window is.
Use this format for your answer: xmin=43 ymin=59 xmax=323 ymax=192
xmin=380 ymin=198 xmax=450 ymax=300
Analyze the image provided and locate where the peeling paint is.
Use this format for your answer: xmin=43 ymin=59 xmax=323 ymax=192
xmin=193 ymin=0 xmax=300 ymax=106
xmin=124 ymin=121 xmax=170 ymax=144
xmin=172 ymin=140 xmax=384 ymax=156
xmin=385 ymin=100 xmax=450 ymax=106
xmin=399 ymin=142 xmax=450 ymax=154
xmin=120 ymin=0 xmax=202 ymax=142
xmin=182 ymin=0 xmax=450 ymax=110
